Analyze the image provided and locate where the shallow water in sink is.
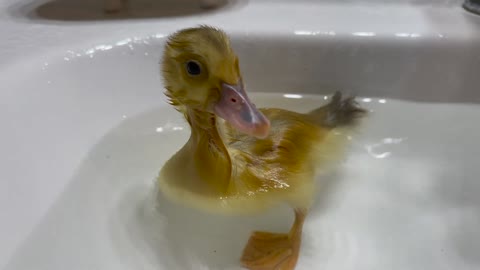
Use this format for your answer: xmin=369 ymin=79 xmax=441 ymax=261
xmin=5 ymin=93 xmax=480 ymax=270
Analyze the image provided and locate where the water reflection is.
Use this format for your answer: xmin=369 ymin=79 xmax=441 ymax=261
xmin=352 ymin=32 xmax=376 ymax=37
xmin=395 ymin=33 xmax=421 ymax=38
xmin=294 ymin=30 xmax=336 ymax=36
xmin=283 ymin=94 xmax=303 ymax=99
xmin=155 ymin=123 xmax=186 ymax=133
xmin=365 ymin=137 xmax=406 ymax=159
xmin=61 ymin=34 xmax=167 ymax=61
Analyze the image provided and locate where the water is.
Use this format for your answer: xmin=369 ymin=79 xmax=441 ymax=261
xmin=5 ymin=93 xmax=480 ymax=270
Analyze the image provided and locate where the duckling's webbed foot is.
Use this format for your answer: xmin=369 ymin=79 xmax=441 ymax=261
xmin=241 ymin=231 xmax=295 ymax=270
xmin=241 ymin=210 xmax=306 ymax=270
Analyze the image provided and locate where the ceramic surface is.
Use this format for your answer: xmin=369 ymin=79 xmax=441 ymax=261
xmin=1 ymin=0 xmax=479 ymax=269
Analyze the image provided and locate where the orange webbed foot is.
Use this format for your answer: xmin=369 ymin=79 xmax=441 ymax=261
xmin=241 ymin=209 xmax=306 ymax=270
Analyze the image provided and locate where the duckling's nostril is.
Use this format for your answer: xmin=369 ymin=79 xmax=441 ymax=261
xmin=231 ymin=98 xmax=237 ymax=103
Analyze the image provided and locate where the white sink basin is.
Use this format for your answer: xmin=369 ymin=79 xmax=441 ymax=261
xmin=1 ymin=1 xmax=480 ymax=269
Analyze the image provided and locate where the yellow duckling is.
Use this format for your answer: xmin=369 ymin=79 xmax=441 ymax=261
xmin=158 ymin=26 xmax=366 ymax=270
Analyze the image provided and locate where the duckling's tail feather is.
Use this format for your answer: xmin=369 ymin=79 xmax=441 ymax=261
xmin=308 ymin=91 xmax=367 ymax=128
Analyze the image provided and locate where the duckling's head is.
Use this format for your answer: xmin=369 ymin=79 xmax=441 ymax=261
xmin=162 ymin=26 xmax=270 ymax=138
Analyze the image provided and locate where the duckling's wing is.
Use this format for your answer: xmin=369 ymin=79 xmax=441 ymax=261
xmin=221 ymin=97 xmax=366 ymax=176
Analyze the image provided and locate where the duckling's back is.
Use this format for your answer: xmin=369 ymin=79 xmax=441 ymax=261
xmin=219 ymin=92 xmax=366 ymax=211
xmin=224 ymin=92 xmax=366 ymax=175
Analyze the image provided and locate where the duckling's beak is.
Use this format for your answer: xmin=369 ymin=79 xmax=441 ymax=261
xmin=214 ymin=82 xmax=270 ymax=139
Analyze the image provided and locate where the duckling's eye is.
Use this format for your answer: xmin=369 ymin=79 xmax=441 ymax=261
xmin=186 ymin=61 xmax=201 ymax=76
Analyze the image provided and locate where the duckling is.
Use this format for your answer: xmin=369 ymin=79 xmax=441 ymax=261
xmin=158 ymin=26 xmax=366 ymax=270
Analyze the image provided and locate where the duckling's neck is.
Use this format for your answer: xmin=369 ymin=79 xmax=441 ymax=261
xmin=185 ymin=108 xmax=232 ymax=194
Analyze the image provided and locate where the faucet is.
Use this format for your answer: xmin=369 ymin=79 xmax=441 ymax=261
xmin=104 ymin=0 xmax=225 ymax=13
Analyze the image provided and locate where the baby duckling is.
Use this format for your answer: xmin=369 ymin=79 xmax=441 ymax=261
xmin=158 ymin=26 xmax=366 ymax=269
